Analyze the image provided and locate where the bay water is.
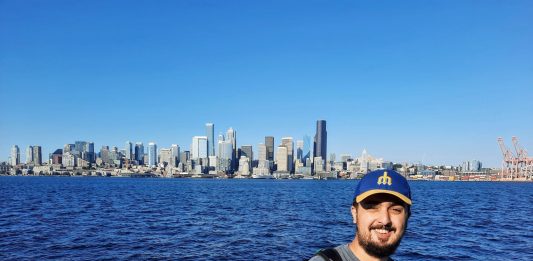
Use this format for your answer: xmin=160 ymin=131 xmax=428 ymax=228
xmin=1 ymin=177 xmax=531 ymax=260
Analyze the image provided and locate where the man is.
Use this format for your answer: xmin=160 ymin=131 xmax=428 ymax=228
xmin=309 ymin=169 xmax=412 ymax=261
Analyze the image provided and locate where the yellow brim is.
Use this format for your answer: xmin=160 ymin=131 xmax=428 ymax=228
xmin=356 ymin=189 xmax=412 ymax=205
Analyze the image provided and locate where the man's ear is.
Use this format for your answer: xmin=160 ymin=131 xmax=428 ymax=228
xmin=351 ymin=205 xmax=357 ymax=224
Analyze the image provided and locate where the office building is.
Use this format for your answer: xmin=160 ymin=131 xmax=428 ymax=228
xmin=276 ymin=146 xmax=288 ymax=172
xmin=33 ymin=146 xmax=42 ymax=165
xmin=10 ymin=145 xmax=20 ymax=166
xmin=148 ymin=142 xmax=157 ymax=167
xmin=159 ymin=148 xmax=172 ymax=166
xmin=265 ymin=136 xmax=274 ymax=161
xmin=26 ymin=145 xmax=34 ymax=164
xmin=281 ymin=137 xmax=294 ymax=173
xmin=296 ymin=140 xmax=304 ymax=162
xmin=125 ymin=141 xmax=133 ymax=160
xmin=240 ymin=145 xmax=253 ymax=170
xmin=226 ymin=128 xmax=237 ymax=170
xmin=302 ymin=134 xmax=311 ymax=165
xmin=171 ymin=144 xmax=180 ymax=166
xmin=313 ymin=120 xmax=327 ymax=161
xmin=51 ymin=149 xmax=63 ymax=165
xmin=191 ymin=136 xmax=208 ymax=160
xmin=206 ymin=123 xmax=215 ymax=157
xmin=217 ymin=139 xmax=233 ymax=172
xmin=135 ymin=142 xmax=144 ymax=164
xmin=258 ymin=143 xmax=267 ymax=161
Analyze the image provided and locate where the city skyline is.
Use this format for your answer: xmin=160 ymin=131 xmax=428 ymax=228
xmin=1 ymin=1 xmax=532 ymax=167
xmin=4 ymin=120 xmax=501 ymax=169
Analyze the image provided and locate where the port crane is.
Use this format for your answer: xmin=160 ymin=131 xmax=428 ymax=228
xmin=497 ymin=137 xmax=532 ymax=180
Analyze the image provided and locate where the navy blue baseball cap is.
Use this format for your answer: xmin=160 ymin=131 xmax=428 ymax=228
xmin=354 ymin=169 xmax=412 ymax=205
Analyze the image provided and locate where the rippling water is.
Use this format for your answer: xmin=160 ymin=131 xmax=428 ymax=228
xmin=0 ymin=177 xmax=532 ymax=260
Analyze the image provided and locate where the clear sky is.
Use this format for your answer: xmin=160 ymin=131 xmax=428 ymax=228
xmin=1 ymin=0 xmax=532 ymax=167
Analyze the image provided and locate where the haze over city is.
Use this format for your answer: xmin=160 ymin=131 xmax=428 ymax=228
xmin=1 ymin=1 xmax=532 ymax=168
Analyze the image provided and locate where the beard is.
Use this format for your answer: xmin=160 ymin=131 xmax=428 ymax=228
xmin=356 ymin=224 xmax=405 ymax=258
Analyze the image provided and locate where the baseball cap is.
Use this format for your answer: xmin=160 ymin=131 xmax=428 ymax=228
xmin=354 ymin=169 xmax=412 ymax=205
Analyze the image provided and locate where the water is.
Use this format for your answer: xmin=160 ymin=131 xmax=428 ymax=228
xmin=0 ymin=177 xmax=532 ymax=260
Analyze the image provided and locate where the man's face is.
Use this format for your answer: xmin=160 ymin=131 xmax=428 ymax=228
xmin=351 ymin=193 xmax=409 ymax=258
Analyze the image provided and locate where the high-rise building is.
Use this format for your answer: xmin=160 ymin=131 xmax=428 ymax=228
xmin=148 ymin=142 xmax=157 ymax=167
xmin=226 ymin=128 xmax=237 ymax=171
xmin=180 ymin=151 xmax=190 ymax=166
xmin=135 ymin=142 xmax=144 ymax=164
xmin=63 ymin=144 xmax=75 ymax=153
xmin=303 ymin=135 xmax=311 ymax=166
xmin=159 ymin=148 xmax=172 ymax=166
xmin=125 ymin=141 xmax=133 ymax=160
xmin=313 ymin=120 xmax=327 ymax=162
xmin=33 ymin=146 xmax=42 ymax=165
xmin=265 ymin=136 xmax=274 ymax=161
xmin=217 ymin=139 xmax=233 ymax=172
xmin=296 ymin=140 xmax=304 ymax=162
xmin=276 ymin=146 xmax=288 ymax=172
xmin=75 ymin=141 xmax=87 ymax=154
xmin=281 ymin=137 xmax=294 ymax=173
xmin=258 ymin=143 xmax=267 ymax=161
xmin=191 ymin=136 xmax=208 ymax=160
xmin=206 ymin=123 xmax=215 ymax=157
xmin=26 ymin=145 xmax=34 ymax=164
xmin=240 ymin=145 xmax=253 ymax=170
xmin=10 ymin=145 xmax=20 ymax=166
xmin=171 ymin=144 xmax=180 ymax=166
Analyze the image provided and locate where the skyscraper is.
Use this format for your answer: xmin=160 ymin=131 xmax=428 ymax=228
xmin=281 ymin=137 xmax=294 ymax=173
xmin=240 ymin=145 xmax=253 ymax=170
xmin=258 ymin=143 xmax=267 ymax=161
xmin=302 ymin=134 xmax=311 ymax=166
xmin=191 ymin=136 xmax=208 ymax=160
xmin=313 ymin=120 xmax=327 ymax=162
xmin=227 ymin=128 xmax=237 ymax=171
xmin=33 ymin=146 xmax=42 ymax=166
xmin=159 ymin=148 xmax=172 ymax=165
xmin=171 ymin=144 xmax=180 ymax=166
xmin=125 ymin=141 xmax=133 ymax=160
xmin=10 ymin=145 xmax=20 ymax=166
xmin=276 ymin=146 xmax=288 ymax=172
xmin=217 ymin=139 xmax=233 ymax=172
xmin=265 ymin=136 xmax=274 ymax=161
xmin=206 ymin=123 xmax=215 ymax=157
xmin=296 ymin=140 xmax=304 ymax=162
xmin=26 ymin=145 xmax=34 ymax=164
xmin=135 ymin=142 xmax=144 ymax=164
xmin=148 ymin=142 xmax=157 ymax=167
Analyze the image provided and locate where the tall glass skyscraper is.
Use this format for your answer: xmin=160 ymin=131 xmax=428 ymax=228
xmin=125 ymin=141 xmax=133 ymax=160
xmin=265 ymin=136 xmax=274 ymax=161
xmin=313 ymin=120 xmax=327 ymax=162
xmin=148 ymin=142 xmax=157 ymax=167
xmin=206 ymin=123 xmax=215 ymax=157
xmin=303 ymin=134 xmax=311 ymax=166
xmin=135 ymin=142 xmax=144 ymax=164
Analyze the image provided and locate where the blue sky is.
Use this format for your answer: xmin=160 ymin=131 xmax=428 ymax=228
xmin=1 ymin=0 xmax=532 ymax=167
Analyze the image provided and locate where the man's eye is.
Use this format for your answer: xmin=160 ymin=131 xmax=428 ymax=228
xmin=390 ymin=208 xmax=403 ymax=214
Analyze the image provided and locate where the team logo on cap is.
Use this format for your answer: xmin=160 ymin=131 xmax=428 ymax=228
xmin=377 ymin=171 xmax=392 ymax=186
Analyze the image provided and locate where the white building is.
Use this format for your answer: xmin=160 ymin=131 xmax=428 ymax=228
xmin=191 ymin=136 xmax=208 ymax=160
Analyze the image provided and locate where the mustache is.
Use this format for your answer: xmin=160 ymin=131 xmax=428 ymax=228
xmin=370 ymin=224 xmax=396 ymax=231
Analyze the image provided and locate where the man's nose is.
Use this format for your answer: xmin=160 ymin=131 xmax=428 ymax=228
xmin=376 ymin=207 xmax=392 ymax=225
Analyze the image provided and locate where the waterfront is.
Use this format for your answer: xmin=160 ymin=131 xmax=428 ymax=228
xmin=0 ymin=177 xmax=532 ymax=260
